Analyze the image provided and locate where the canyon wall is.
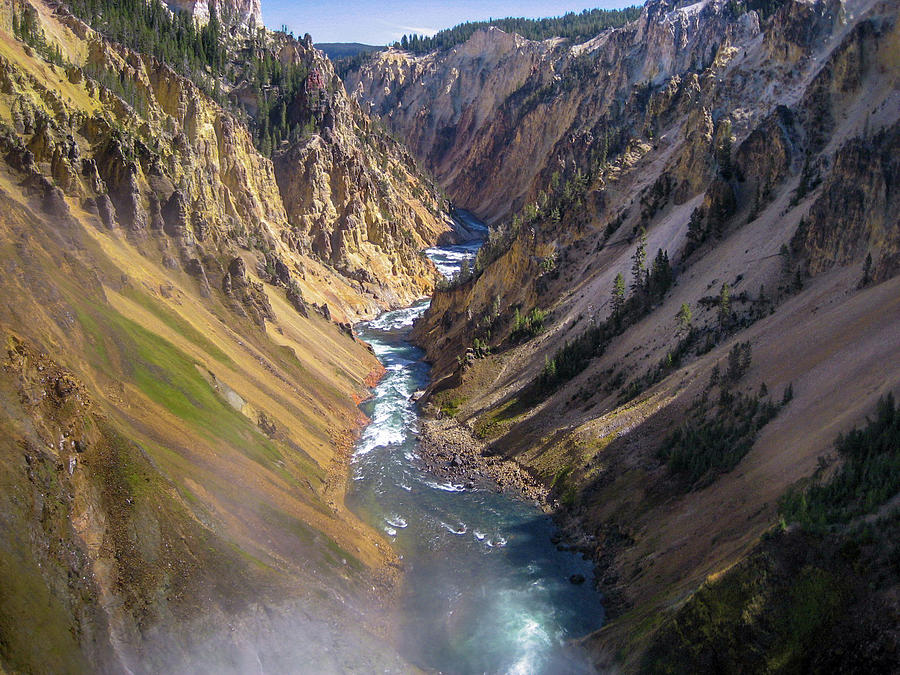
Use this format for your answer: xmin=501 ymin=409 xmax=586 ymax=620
xmin=0 ymin=0 xmax=455 ymax=670
xmin=346 ymin=0 xmax=758 ymax=224
xmin=353 ymin=0 xmax=900 ymax=670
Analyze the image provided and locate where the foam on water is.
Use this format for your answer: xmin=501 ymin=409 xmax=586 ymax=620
xmin=508 ymin=617 xmax=552 ymax=675
xmin=366 ymin=301 xmax=430 ymax=333
xmin=423 ymin=216 xmax=484 ymax=281
xmin=422 ymin=478 xmax=466 ymax=492
xmin=424 ymin=244 xmax=481 ymax=279
xmin=440 ymin=521 xmax=468 ymax=535
xmin=386 ymin=515 xmax=408 ymax=529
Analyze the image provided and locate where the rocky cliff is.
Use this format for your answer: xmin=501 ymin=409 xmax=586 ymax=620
xmin=271 ymin=46 xmax=454 ymax=311
xmin=351 ymin=0 xmax=899 ymax=670
xmin=32 ymin=0 xmax=456 ymax=325
xmin=0 ymin=0 xmax=453 ymax=671
xmin=345 ymin=28 xmax=564 ymax=223
xmin=166 ymin=0 xmax=262 ymax=27
xmin=346 ymin=1 xmax=760 ymax=224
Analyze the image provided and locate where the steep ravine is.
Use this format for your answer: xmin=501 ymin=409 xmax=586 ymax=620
xmin=346 ymin=235 xmax=605 ymax=674
xmin=0 ymin=0 xmax=462 ymax=671
xmin=351 ymin=0 xmax=900 ymax=670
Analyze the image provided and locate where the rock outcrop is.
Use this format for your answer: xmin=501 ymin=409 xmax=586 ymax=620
xmin=166 ymin=0 xmax=261 ymax=27
xmin=272 ymin=48 xmax=455 ymax=309
xmin=797 ymin=121 xmax=900 ymax=280
xmin=4 ymin=0 xmax=461 ymax=324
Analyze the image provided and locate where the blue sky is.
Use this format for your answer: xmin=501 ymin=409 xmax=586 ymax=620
xmin=261 ymin=1 xmax=635 ymax=46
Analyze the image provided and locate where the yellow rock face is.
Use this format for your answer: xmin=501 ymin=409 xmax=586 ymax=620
xmin=0 ymin=0 xmax=454 ymax=323
xmin=0 ymin=1 xmax=450 ymax=670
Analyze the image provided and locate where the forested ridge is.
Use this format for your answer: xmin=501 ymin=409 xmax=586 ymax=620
xmin=394 ymin=6 xmax=642 ymax=54
xmin=63 ymin=0 xmax=320 ymax=156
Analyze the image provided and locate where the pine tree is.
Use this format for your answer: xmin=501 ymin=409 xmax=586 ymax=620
xmin=861 ymin=252 xmax=873 ymax=287
xmin=458 ymin=258 xmax=471 ymax=282
xmin=779 ymin=243 xmax=793 ymax=290
xmin=687 ymin=208 xmax=705 ymax=247
xmin=718 ymin=282 xmax=731 ymax=328
xmin=650 ymin=248 xmax=672 ymax=298
xmin=279 ymin=101 xmax=288 ymax=134
xmin=543 ymin=355 xmax=557 ymax=381
xmin=717 ymin=119 xmax=733 ymax=179
xmin=782 ymin=382 xmax=794 ymax=404
xmin=676 ymin=302 xmax=692 ymax=336
xmin=631 ymin=228 xmax=647 ymax=292
xmin=611 ymin=273 xmax=625 ymax=316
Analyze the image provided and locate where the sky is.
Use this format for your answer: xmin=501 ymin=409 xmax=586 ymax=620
xmin=261 ymin=1 xmax=636 ymax=46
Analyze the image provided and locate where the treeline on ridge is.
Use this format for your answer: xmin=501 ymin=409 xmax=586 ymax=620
xmin=64 ymin=0 xmax=321 ymax=156
xmin=68 ymin=0 xmax=227 ymax=74
xmin=394 ymin=6 xmax=642 ymax=54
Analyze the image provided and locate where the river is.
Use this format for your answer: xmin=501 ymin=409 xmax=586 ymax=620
xmin=347 ymin=212 xmax=604 ymax=674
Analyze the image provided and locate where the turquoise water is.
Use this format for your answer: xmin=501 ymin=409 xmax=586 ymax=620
xmin=347 ymin=222 xmax=604 ymax=674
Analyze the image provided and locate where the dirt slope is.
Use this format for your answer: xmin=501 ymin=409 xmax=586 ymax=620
xmin=349 ymin=0 xmax=900 ymax=668
xmin=0 ymin=0 xmax=439 ymax=670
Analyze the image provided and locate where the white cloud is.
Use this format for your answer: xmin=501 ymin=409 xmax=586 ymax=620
xmin=396 ymin=24 xmax=438 ymax=36
xmin=375 ymin=17 xmax=438 ymax=41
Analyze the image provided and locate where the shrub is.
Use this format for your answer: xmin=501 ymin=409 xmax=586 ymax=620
xmin=534 ymin=250 xmax=673 ymax=394
xmin=510 ymin=307 xmax=548 ymax=342
xmin=658 ymin=350 xmax=785 ymax=490
xmin=659 ymin=389 xmax=782 ymax=488
xmin=780 ymin=393 xmax=900 ymax=531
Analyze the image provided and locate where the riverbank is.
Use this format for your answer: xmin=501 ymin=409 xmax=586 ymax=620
xmin=414 ymin=406 xmax=643 ymax=624
xmin=417 ymin=414 xmax=550 ymax=506
xmin=417 ymin=409 xmax=606 ymax=559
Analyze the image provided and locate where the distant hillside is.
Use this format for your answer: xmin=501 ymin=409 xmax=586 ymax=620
xmin=394 ymin=5 xmax=641 ymax=53
xmin=316 ymin=42 xmax=384 ymax=60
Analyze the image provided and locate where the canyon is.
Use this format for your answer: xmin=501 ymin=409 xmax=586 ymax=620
xmin=0 ymin=0 xmax=896 ymax=672
xmin=348 ymin=0 xmax=899 ymax=670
